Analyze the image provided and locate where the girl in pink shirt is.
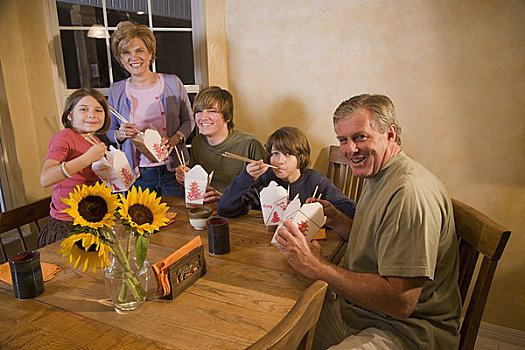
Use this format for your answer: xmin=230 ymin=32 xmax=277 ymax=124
xmin=38 ymin=88 xmax=110 ymax=248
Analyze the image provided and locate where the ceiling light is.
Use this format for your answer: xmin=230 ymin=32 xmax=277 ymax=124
xmin=87 ymin=24 xmax=110 ymax=39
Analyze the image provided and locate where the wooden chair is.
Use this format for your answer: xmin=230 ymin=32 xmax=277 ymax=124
xmin=0 ymin=196 xmax=51 ymax=262
xmin=326 ymin=145 xmax=363 ymax=264
xmin=327 ymin=145 xmax=363 ymax=202
xmin=247 ymin=280 xmax=328 ymax=350
xmin=452 ymin=198 xmax=511 ymax=350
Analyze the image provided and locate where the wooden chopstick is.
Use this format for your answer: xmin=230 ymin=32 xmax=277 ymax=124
xmin=109 ymin=105 xmax=145 ymax=136
xmin=312 ymin=185 xmax=319 ymax=199
xmin=108 ymin=105 xmax=128 ymax=124
xmin=173 ymin=146 xmax=184 ymax=167
xmin=84 ymin=134 xmax=100 ymax=146
xmin=181 ymin=149 xmax=186 ymax=171
xmin=207 ymin=170 xmax=214 ymax=186
xmin=222 ymin=152 xmax=278 ymax=169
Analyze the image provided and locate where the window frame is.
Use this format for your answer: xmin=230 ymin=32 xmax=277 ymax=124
xmin=47 ymin=0 xmax=207 ymax=108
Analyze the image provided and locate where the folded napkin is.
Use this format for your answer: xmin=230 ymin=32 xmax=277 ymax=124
xmin=151 ymin=236 xmax=203 ymax=297
xmin=165 ymin=211 xmax=177 ymax=226
xmin=0 ymin=261 xmax=61 ymax=285
xmin=312 ymin=228 xmax=327 ymax=240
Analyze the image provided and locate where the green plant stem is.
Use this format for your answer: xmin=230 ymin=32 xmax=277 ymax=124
xmin=117 ymin=231 xmax=133 ymax=301
xmin=106 ymin=228 xmax=146 ymax=303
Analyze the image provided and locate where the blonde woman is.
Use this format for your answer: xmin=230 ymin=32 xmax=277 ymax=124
xmin=106 ymin=21 xmax=194 ymax=196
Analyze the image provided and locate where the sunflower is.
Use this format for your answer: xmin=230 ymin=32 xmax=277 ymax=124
xmin=118 ymin=186 xmax=169 ymax=235
xmin=58 ymin=233 xmax=114 ymax=273
xmin=61 ymin=182 xmax=119 ymax=229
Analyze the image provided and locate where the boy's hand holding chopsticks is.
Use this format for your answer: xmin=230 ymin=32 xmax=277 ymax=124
xmin=246 ymin=159 xmax=269 ymax=180
xmin=175 ymin=164 xmax=190 ymax=185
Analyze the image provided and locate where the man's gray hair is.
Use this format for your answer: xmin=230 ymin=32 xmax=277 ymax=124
xmin=333 ymin=94 xmax=402 ymax=146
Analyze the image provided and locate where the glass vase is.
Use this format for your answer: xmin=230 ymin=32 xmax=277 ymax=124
xmin=103 ymin=228 xmax=149 ymax=312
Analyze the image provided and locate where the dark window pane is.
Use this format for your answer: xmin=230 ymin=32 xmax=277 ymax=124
xmin=152 ymin=0 xmax=192 ymax=28
xmin=57 ymin=2 xmax=103 ymax=27
xmin=107 ymin=9 xmax=148 ymax=27
xmin=60 ymin=30 xmax=110 ymax=89
xmin=155 ymin=31 xmax=194 ymax=84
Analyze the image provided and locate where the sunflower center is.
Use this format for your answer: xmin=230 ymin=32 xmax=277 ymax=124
xmin=129 ymin=204 xmax=154 ymax=225
xmin=78 ymin=195 xmax=108 ymax=222
xmin=74 ymin=240 xmax=98 ymax=252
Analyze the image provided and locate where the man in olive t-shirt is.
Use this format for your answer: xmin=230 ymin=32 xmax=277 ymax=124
xmin=274 ymin=94 xmax=460 ymax=349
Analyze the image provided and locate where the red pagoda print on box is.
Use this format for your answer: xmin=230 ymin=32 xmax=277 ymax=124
xmin=270 ymin=211 xmax=280 ymax=224
xmin=152 ymin=142 xmax=167 ymax=161
xmin=121 ymin=168 xmax=134 ymax=187
xmin=186 ymin=181 xmax=203 ymax=201
xmin=297 ymin=220 xmax=308 ymax=234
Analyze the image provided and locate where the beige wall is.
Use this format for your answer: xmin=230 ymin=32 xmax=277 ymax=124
xmin=1 ymin=0 xmax=523 ymax=332
xmin=214 ymin=0 xmax=525 ymax=330
xmin=0 ymin=0 xmax=58 ymax=204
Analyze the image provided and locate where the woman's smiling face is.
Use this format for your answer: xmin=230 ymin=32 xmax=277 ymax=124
xmin=120 ymin=37 xmax=152 ymax=76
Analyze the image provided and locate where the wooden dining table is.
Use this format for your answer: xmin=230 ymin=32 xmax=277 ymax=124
xmin=0 ymin=196 xmax=343 ymax=349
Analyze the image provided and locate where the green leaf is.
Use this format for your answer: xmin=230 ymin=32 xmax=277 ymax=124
xmin=135 ymin=235 xmax=149 ymax=269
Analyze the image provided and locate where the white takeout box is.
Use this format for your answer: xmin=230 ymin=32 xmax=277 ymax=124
xmin=131 ymin=128 xmax=168 ymax=163
xmin=271 ymin=197 xmax=327 ymax=249
xmin=92 ymin=145 xmax=135 ymax=192
xmin=185 ymin=165 xmax=211 ymax=206
xmin=260 ymin=181 xmax=288 ymax=226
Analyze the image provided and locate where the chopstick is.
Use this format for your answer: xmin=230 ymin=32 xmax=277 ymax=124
xmin=222 ymin=152 xmax=278 ymax=169
xmin=84 ymin=133 xmax=100 ymax=146
xmin=312 ymin=186 xmax=319 ymax=199
xmin=173 ymin=146 xmax=184 ymax=167
xmin=108 ymin=106 xmax=128 ymax=124
xmin=108 ymin=106 xmax=144 ymax=137
xmin=208 ymin=170 xmax=214 ymax=186
xmin=181 ymin=149 xmax=186 ymax=171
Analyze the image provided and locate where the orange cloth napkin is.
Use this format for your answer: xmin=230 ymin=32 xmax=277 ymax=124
xmin=0 ymin=261 xmax=61 ymax=285
xmin=312 ymin=228 xmax=327 ymax=240
xmin=165 ymin=211 xmax=177 ymax=226
xmin=151 ymin=236 xmax=203 ymax=297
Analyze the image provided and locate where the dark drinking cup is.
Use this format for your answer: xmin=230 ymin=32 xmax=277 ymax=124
xmin=206 ymin=216 xmax=230 ymax=255
xmin=9 ymin=250 xmax=44 ymax=299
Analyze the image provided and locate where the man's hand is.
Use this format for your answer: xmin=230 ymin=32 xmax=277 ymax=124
xmin=246 ymin=159 xmax=268 ymax=180
xmin=274 ymin=220 xmax=324 ymax=280
xmin=305 ymin=198 xmax=352 ymax=240
xmin=204 ymin=186 xmax=222 ymax=204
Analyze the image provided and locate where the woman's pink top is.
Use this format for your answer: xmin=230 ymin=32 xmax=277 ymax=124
xmin=126 ymin=74 xmax=167 ymax=168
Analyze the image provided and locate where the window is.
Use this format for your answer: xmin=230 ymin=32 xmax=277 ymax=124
xmin=53 ymin=0 xmax=206 ymax=96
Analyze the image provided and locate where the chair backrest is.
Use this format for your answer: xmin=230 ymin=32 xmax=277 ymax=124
xmin=452 ymin=198 xmax=511 ymax=350
xmin=0 ymin=196 xmax=51 ymax=262
xmin=326 ymin=145 xmax=363 ymax=264
xmin=327 ymin=145 xmax=363 ymax=202
xmin=247 ymin=280 xmax=328 ymax=350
